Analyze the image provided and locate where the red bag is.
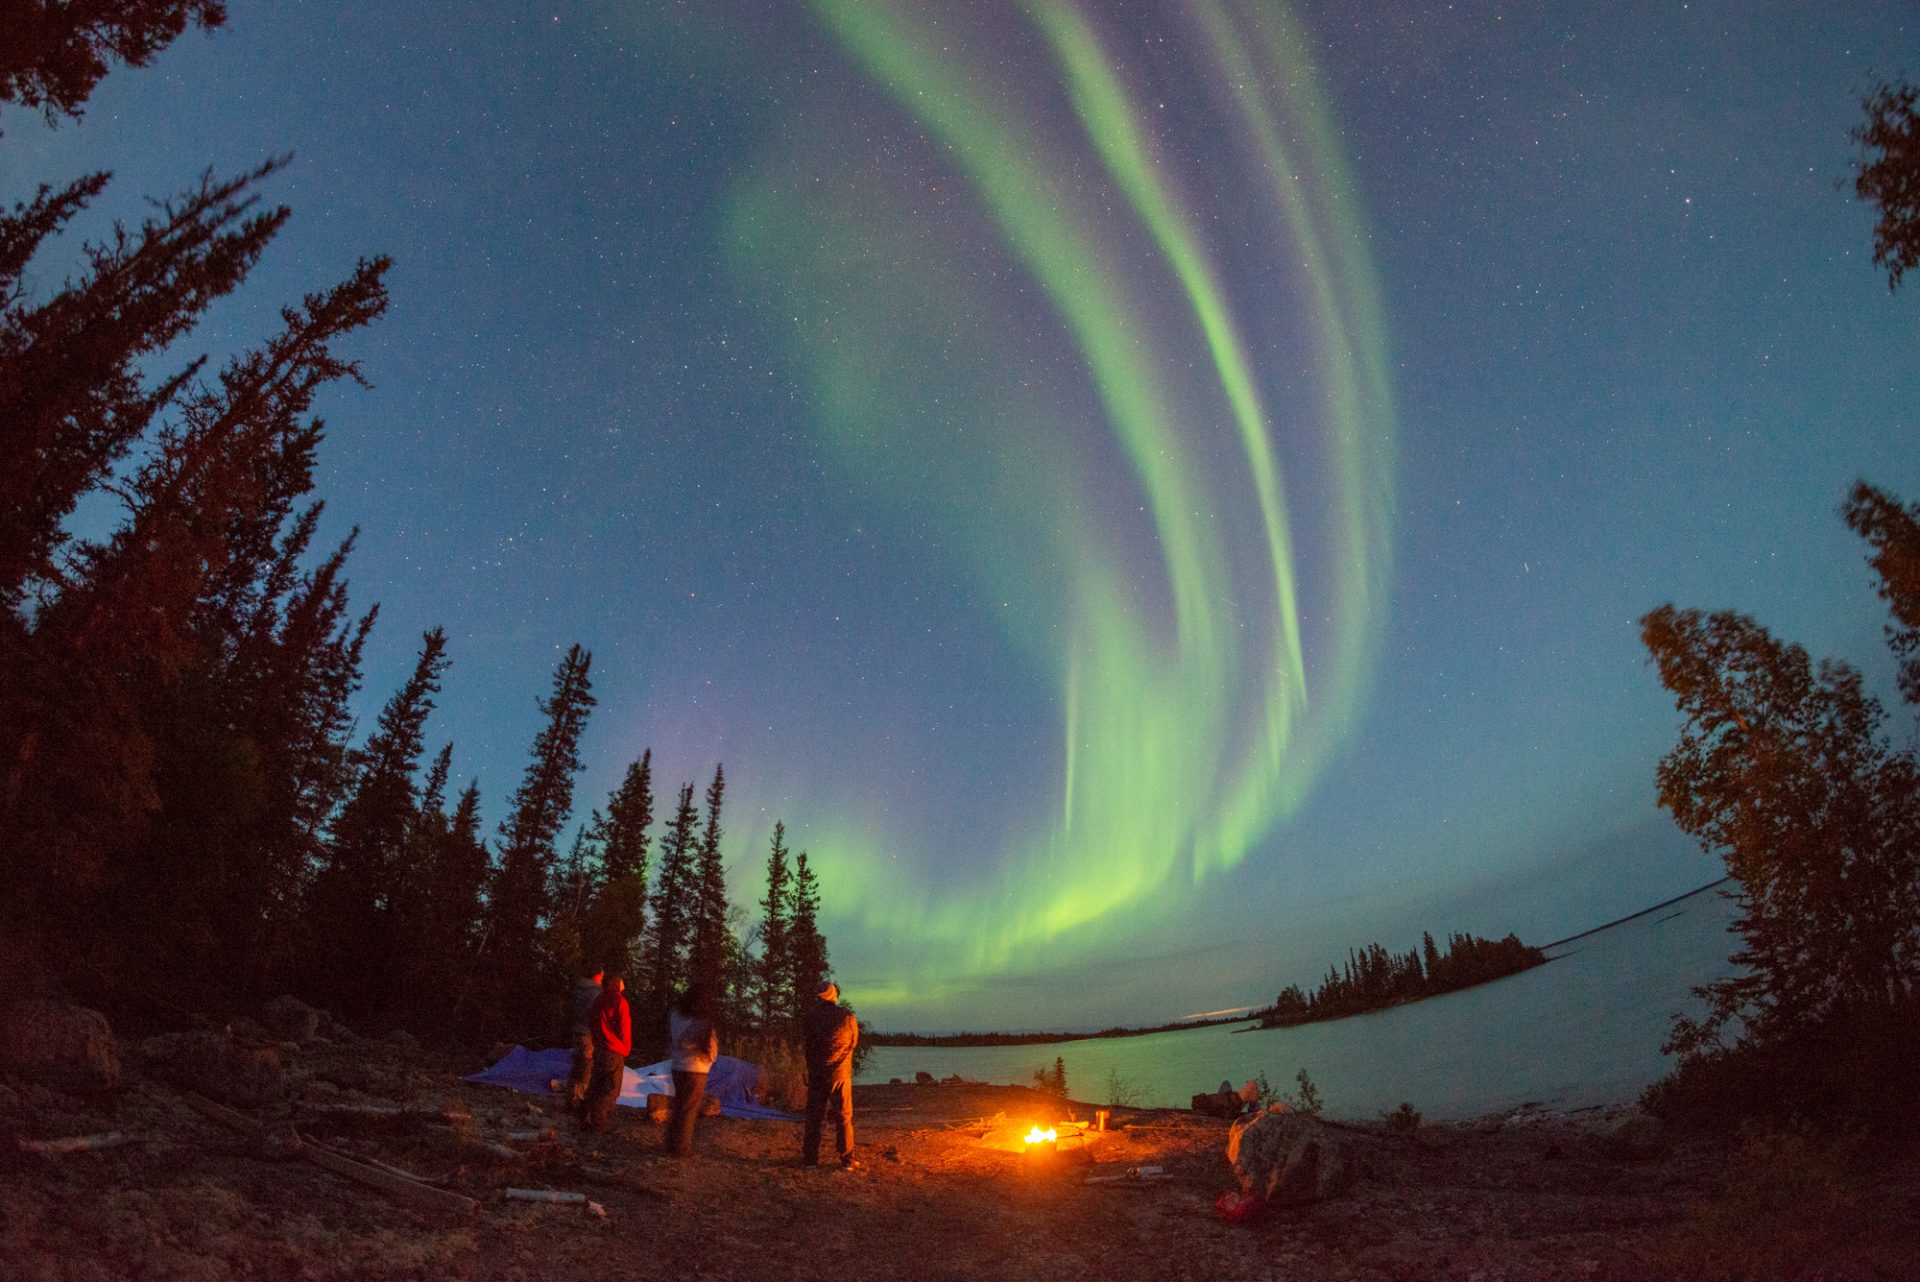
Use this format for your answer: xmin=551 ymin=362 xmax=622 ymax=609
xmin=1214 ymin=1189 xmax=1265 ymax=1223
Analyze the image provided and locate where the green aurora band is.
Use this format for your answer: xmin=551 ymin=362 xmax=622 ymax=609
xmin=721 ymin=0 xmax=1397 ymax=1015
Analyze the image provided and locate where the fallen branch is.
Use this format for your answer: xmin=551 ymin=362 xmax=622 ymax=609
xmin=296 ymin=1132 xmax=480 ymax=1216
xmin=504 ymin=1128 xmax=557 ymax=1143
xmin=180 ymin=1091 xmax=262 ymax=1133
xmin=19 ymin=1132 xmax=140 ymax=1155
xmin=504 ymin=1188 xmax=607 ymax=1217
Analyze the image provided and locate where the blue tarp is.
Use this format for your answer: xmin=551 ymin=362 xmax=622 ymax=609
xmin=463 ymin=1046 xmax=799 ymax=1121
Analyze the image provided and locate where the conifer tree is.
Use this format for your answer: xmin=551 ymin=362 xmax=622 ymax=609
xmin=579 ymin=750 xmax=652 ymax=976
xmin=787 ymin=850 xmax=829 ymax=1016
xmin=646 ymin=782 xmax=700 ymax=1026
xmin=309 ymin=627 xmax=449 ymax=1016
xmin=756 ymin=821 xmax=793 ymax=1030
xmin=0 ymin=161 xmax=290 ymax=616
xmin=0 ymin=0 xmax=226 ymax=131
xmin=0 ymin=254 xmax=390 ymax=975
xmin=483 ymin=644 xmax=595 ymax=1034
xmin=689 ymin=764 xmax=730 ymax=1004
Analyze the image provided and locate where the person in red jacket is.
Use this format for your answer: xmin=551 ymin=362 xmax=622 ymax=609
xmin=581 ymin=972 xmax=630 ymax=1131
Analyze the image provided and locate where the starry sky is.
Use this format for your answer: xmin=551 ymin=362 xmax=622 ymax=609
xmin=13 ymin=1 xmax=1918 ymax=1030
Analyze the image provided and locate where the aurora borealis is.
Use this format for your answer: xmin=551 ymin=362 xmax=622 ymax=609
xmin=37 ymin=0 xmax=1920 ymax=1027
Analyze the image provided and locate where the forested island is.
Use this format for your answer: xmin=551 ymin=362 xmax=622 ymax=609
xmin=1254 ymin=930 xmax=1548 ymax=1029
xmin=868 ymin=1012 xmax=1255 ymax=1048
xmin=868 ymin=929 xmax=1547 ymax=1046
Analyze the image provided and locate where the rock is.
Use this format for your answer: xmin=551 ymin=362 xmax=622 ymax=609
xmin=382 ymin=1028 xmax=420 ymax=1053
xmin=140 ymin=1029 xmax=284 ymax=1107
xmin=1595 ymin=1111 xmax=1665 ymax=1160
xmin=0 ymin=998 xmax=121 ymax=1092
xmin=915 ymin=1071 xmax=935 ymax=1085
xmin=261 ymin=995 xmax=321 ymax=1044
xmin=1228 ymin=1108 xmax=1363 ymax=1206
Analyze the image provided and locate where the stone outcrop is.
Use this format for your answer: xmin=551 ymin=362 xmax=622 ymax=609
xmin=0 ymin=998 xmax=121 ymax=1092
xmin=139 ymin=1029 xmax=285 ymax=1107
xmin=261 ymin=994 xmax=322 ymax=1044
xmin=1227 ymin=1107 xmax=1363 ymax=1205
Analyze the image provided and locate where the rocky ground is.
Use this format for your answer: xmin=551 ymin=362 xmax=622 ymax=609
xmin=2 ymin=1006 xmax=1917 ymax=1281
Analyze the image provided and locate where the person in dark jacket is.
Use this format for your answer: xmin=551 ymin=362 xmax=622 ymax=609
xmin=581 ymin=973 xmax=630 ymax=1131
xmin=664 ymin=986 xmax=719 ymax=1157
xmin=565 ymin=966 xmax=604 ymax=1111
xmin=801 ymin=980 xmax=859 ymax=1169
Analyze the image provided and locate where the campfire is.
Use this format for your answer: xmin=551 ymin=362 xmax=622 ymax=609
xmin=1023 ymin=1126 xmax=1058 ymax=1146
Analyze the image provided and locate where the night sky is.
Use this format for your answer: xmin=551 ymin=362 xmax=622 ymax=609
xmin=17 ymin=1 xmax=1918 ymax=1030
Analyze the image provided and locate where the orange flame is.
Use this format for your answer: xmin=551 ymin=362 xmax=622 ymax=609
xmin=1024 ymin=1126 xmax=1058 ymax=1144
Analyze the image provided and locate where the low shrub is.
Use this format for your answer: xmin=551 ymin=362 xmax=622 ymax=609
xmin=1659 ymin=1123 xmax=1918 ymax=1280
xmin=728 ymin=1033 xmax=808 ymax=1113
xmin=1642 ymin=1000 xmax=1920 ymax=1136
xmin=1382 ymin=1101 xmax=1421 ymax=1132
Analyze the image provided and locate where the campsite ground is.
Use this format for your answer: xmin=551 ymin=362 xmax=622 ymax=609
xmin=4 ymin=1034 xmax=1918 ymax=1281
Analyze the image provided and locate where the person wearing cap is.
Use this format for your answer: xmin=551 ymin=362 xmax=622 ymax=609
xmin=565 ymin=965 xmax=604 ymax=1111
xmin=801 ymin=979 xmax=860 ymax=1169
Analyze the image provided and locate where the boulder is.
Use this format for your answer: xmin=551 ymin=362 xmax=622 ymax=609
xmin=382 ymin=1028 xmax=420 ymax=1053
xmin=0 ymin=998 xmax=121 ymax=1092
xmin=1594 ymin=1111 xmax=1666 ymax=1160
xmin=1228 ymin=1108 xmax=1362 ymax=1206
xmin=261 ymin=995 xmax=321 ymax=1044
xmin=140 ymin=1029 xmax=284 ymax=1107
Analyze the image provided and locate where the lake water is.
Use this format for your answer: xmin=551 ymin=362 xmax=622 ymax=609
xmin=859 ymin=882 xmax=1741 ymax=1120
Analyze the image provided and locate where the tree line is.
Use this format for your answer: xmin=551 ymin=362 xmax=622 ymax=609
xmin=1256 ymin=930 xmax=1547 ymax=1029
xmin=0 ymin=4 xmax=835 ymax=1052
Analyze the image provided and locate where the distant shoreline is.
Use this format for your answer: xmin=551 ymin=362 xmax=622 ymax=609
xmin=868 ymin=877 xmax=1736 ymax=1047
xmin=1536 ymin=876 xmax=1732 ymax=952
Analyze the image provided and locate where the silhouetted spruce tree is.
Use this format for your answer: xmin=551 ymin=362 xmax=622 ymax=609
xmin=1841 ymin=482 xmax=1920 ymax=706
xmin=1854 ymin=80 xmax=1920 ymax=290
xmin=578 ymin=750 xmax=652 ymax=978
xmin=1641 ymin=604 xmax=1920 ymax=1056
xmin=787 ymin=850 xmax=829 ymax=1015
xmin=0 ymin=254 xmax=389 ymax=986
xmin=309 ymin=627 xmax=449 ymax=1017
xmin=0 ymin=0 xmax=225 ymax=132
xmin=689 ymin=765 xmax=730 ymax=1004
xmin=412 ymin=777 xmax=489 ymax=1037
xmin=0 ymin=161 xmax=289 ymax=618
xmin=645 ymin=782 xmax=700 ymax=1031
xmin=483 ymin=644 xmax=595 ymax=1037
xmin=755 ymin=821 xmax=793 ymax=1030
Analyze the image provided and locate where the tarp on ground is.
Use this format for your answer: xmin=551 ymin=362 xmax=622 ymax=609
xmin=463 ymin=1046 xmax=799 ymax=1121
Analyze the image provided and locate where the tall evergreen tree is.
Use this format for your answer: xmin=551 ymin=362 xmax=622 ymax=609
xmin=0 ymin=0 xmax=226 ymax=131
xmin=645 ymin=782 xmax=700 ymax=1027
xmin=0 ymin=161 xmax=289 ymax=616
xmin=787 ymin=850 xmax=829 ymax=1017
xmin=483 ymin=643 xmax=595 ymax=1035
xmin=689 ymin=764 xmax=730 ymax=1003
xmin=756 ymin=821 xmax=794 ymax=1030
xmin=579 ymin=750 xmax=652 ymax=976
xmin=309 ymin=627 xmax=449 ymax=1016
xmin=0 ymin=253 xmax=390 ymax=980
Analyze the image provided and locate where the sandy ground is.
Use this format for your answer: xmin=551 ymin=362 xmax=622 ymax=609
xmin=3 ymin=1035 xmax=1915 ymax=1282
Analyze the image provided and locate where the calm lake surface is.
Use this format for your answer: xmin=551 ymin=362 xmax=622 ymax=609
xmin=860 ymin=883 xmax=1740 ymax=1120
